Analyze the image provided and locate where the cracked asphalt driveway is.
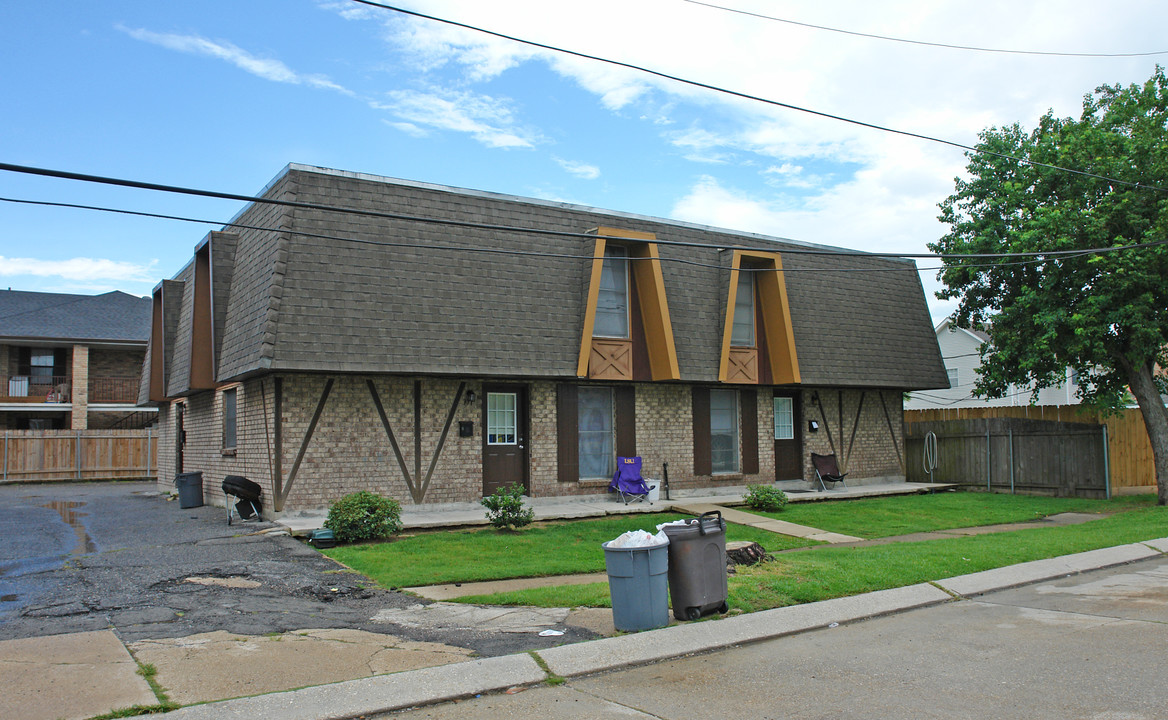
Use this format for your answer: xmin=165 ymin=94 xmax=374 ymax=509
xmin=0 ymin=482 xmax=599 ymax=657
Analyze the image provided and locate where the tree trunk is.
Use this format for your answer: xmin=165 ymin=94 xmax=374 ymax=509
xmin=1123 ymin=358 xmax=1168 ymax=505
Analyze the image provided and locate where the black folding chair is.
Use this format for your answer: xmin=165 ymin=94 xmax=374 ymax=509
xmin=811 ymin=453 xmax=848 ymax=492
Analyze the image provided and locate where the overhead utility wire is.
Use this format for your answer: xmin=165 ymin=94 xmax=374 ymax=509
xmin=682 ymin=0 xmax=1168 ymax=58
xmin=0 ymin=195 xmax=1037 ymax=274
xmin=347 ymin=0 xmax=1167 ymax=195
xmin=0 ymin=195 xmax=917 ymax=274
xmin=3 ymin=165 xmax=1163 ymax=261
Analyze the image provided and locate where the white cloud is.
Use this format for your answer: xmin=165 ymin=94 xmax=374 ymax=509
xmin=0 ymin=256 xmax=158 ymax=284
xmin=553 ymin=157 xmax=600 ymax=179
xmin=381 ymin=87 xmax=539 ymax=149
xmin=121 ymin=26 xmax=354 ymax=96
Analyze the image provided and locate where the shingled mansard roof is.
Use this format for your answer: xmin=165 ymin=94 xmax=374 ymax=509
xmin=140 ymin=164 xmax=948 ymax=402
xmin=0 ymin=289 xmax=151 ymax=344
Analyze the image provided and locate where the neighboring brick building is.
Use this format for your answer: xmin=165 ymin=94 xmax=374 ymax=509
xmin=139 ymin=164 xmax=948 ymax=515
xmin=1 ymin=289 xmax=154 ymax=430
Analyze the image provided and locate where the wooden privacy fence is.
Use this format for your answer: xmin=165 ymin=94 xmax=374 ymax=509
xmin=906 ymin=406 xmax=1156 ymax=496
xmin=1 ymin=430 xmax=158 ymax=482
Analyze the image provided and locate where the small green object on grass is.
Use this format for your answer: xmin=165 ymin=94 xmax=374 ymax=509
xmin=324 ymin=491 xmax=402 ymax=543
xmin=481 ymin=483 xmax=535 ymax=530
xmin=743 ymin=484 xmax=788 ymax=512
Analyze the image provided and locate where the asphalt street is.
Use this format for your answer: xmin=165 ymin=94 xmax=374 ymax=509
xmin=385 ymin=555 xmax=1168 ymax=720
xmin=0 ymin=482 xmax=598 ymax=656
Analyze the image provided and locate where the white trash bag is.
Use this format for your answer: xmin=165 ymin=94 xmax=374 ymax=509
xmin=607 ymin=528 xmax=668 ymax=548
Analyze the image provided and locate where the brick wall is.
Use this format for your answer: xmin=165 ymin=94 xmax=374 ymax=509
xmin=89 ymin=348 xmax=145 ymax=381
xmin=151 ymin=378 xmax=272 ymax=509
xmin=801 ymin=388 xmax=905 ymax=480
xmin=162 ymin=372 xmax=908 ymax=514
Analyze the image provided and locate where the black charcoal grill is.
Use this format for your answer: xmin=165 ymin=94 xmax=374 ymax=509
xmin=222 ymin=475 xmax=263 ymax=525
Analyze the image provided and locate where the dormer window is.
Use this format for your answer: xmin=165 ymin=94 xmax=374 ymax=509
xmin=731 ymin=269 xmax=754 ymax=347
xmin=594 ymin=246 xmax=629 ymax=339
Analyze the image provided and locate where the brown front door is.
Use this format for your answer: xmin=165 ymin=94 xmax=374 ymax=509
xmin=773 ymin=392 xmax=803 ymax=480
xmin=482 ymin=385 xmax=529 ymax=496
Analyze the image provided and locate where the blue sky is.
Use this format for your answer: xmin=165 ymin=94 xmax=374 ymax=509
xmin=3 ymin=0 xmax=1166 ymax=321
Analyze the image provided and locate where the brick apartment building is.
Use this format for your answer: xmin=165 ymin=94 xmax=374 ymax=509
xmin=1 ymin=289 xmax=153 ymax=430
xmin=139 ymin=164 xmax=948 ymax=515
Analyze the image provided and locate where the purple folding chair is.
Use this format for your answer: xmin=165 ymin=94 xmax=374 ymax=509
xmin=608 ymin=456 xmax=655 ymax=504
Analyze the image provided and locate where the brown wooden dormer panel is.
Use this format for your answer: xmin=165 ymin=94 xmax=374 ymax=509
xmin=188 ymin=239 xmax=216 ymax=390
xmin=577 ymin=227 xmax=681 ymax=381
xmin=148 ymin=286 xmax=165 ymax=402
xmin=719 ymin=250 xmax=800 ymax=385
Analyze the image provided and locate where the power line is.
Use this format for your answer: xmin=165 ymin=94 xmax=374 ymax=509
xmin=0 ymin=194 xmax=975 ymax=274
xmin=682 ymin=0 xmax=1168 ymax=58
xmin=348 ymin=0 xmax=1168 ymax=195
xmin=2 ymin=169 xmax=1163 ymax=262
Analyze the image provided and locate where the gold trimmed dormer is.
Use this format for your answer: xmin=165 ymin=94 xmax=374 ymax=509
xmin=577 ymin=227 xmax=681 ymax=381
xmin=719 ymin=249 xmax=800 ymax=385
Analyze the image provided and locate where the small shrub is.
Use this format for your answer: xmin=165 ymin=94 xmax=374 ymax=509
xmin=481 ymin=483 xmax=535 ymax=530
xmin=324 ymin=491 xmax=402 ymax=543
xmin=743 ymin=485 xmax=788 ymax=512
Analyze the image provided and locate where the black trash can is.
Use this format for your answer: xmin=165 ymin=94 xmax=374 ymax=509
xmin=174 ymin=471 xmax=204 ymax=509
xmin=661 ymin=511 xmax=729 ymax=621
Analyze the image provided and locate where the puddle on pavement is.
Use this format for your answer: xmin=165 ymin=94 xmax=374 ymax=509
xmin=41 ymin=500 xmax=97 ymax=556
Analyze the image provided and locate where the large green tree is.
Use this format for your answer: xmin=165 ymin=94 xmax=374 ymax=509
xmin=932 ymin=67 xmax=1168 ymax=504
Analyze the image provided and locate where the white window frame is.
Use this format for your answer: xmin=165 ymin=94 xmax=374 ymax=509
xmin=947 ymin=367 xmax=959 ymax=388
xmin=731 ymin=269 xmax=755 ymax=347
xmin=578 ymin=386 xmax=615 ymax=479
xmin=594 ymin=246 xmax=630 ymax=339
xmin=222 ymin=387 xmax=237 ymax=452
xmin=710 ymin=389 xmax=740 ymax=474
xmin=773 ymin=396 xmax=794 ymax=440
xmin=486 ymin=392 xmax=518 ymax=446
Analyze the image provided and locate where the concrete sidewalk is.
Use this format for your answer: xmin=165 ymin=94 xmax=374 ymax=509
xmin=275 ymin=481 xmax=955 ymax=535
xmin=5 ymin=537 xmax=1163 ymax=720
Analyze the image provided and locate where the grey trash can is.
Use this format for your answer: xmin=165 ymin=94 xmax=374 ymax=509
xmin=174 ymin=471 xmax=204 ymax=509
xmin=602 ymin=539 xmax=670 ymax=632
xmin=661 ymin=511 xmax=729 ymax=621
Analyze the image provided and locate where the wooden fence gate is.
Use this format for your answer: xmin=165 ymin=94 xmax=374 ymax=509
xmin=905 ymin=417 xmax=1109 ymax=498
xmin=1 ymin=430 xmax=158 ymax=482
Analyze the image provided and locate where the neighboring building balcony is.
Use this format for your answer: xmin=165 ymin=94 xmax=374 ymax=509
xmin=2 ymin=375 xmax=141 ymax=404
xmin=89 ymin=376 xmax=142 ymax=403
xmin=4 ymin=375 xmax=70 ymax=403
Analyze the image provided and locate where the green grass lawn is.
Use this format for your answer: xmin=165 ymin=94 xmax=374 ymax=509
xmin=323 ymin=512 xmax=814 ymax=587
xmin=458 ymin=494 xmax=1167 ymax=610
xmin=752 ymin=491 xmax=1147 ymax=539
xmin=321 ymin=492 xmax=1165 ymax=612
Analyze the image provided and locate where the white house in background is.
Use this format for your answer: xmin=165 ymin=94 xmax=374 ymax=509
xmin=905 ymin=319 xmax=1081 ymax=410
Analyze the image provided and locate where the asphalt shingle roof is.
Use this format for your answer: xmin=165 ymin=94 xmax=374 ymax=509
xmin=0 ymin=289 xmax=150 ymax=343
xmin=156 ymin=164 xmax=949 ymax=392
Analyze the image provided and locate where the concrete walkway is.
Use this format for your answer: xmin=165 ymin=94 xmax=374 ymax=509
xmin=671 ymin=501 xmax=864 ymax=543
xmin=276 ymin=481 xmax=956 ymax=535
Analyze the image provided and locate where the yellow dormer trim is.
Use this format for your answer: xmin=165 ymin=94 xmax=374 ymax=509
xmin=718 ymin=250 xmax=800 ymax=384
xmin=577 ymin=227 xmax=681 ymax=380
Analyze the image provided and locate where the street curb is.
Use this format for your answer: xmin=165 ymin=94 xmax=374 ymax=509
xmin=159 ymin=653 xmax=546 ymax=720
xmin=933 ymin=541 xmax=1164 ymax=598
xmin=534 ymin=582 xmax=951 ymax=679
xmin=158 ymin=537 xmax=1168 ymax=719
xmin=1142 ymin=537 xmax=1168 ymax=553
